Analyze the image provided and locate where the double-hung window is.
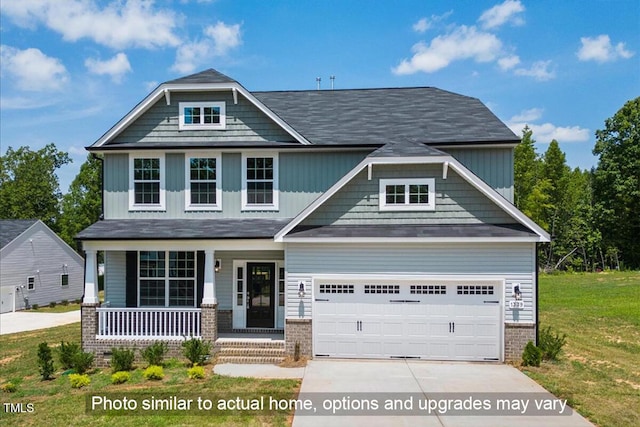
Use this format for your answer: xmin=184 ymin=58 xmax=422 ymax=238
xmin=139 ymin=251 xmax=196 ymax=307
xmin=379 ymin=178 xmax=435 ymax=211
xmin=185 ymin=154 xmax=221 ymax=210
xmin=179 ymin=102 xmax=226 ymax=130
xmin=27 ymin=276 xmax=35 ymax=291
xmin=242 ymin=153 xmax=279 ymax=210
xmin=129 ymin=154 xmax=165 ymax=210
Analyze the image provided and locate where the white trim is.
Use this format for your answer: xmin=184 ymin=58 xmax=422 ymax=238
xmin=92 ymin=82 xmax=311 ymax=147
xmin=128 ymin=152 xmax=166 ymax=211
xmin=137 ymin=250 xmax=197 ymax=308
xmin=379 ymin=178 xmax=435 ymax=211
xmin=232 ymin=260 xmax=284 ymax=329
xmin=241 ymin=152 xmax=279 ymax=211
xmin=60 ymin=273 xmax=69 ymax=287
xmin=275 ymin=155 xmax=550 ymax=242
xmin=184 ymin=152 xmax=222 ymax=211
xmin=178 ymin=101 xmax=226 ymax=130
xmin=283 ymin=236 xmax=543 ymax=243
xmin=27 ymin=276 xmax=35 ymax=291
xmin=82 ymin=239 xmax=283 ymax=252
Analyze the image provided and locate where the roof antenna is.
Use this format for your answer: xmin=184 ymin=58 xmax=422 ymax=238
xmin=316 ymin=77 xmax=321 ymax=90
xmin=330 ymin=75 xmax=335 ymax=90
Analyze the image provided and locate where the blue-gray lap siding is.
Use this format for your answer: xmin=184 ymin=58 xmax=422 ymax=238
xmin=103 ymin=151 xmax=368 ymax=219
xmin=285 ymin=242 xmax=536 ymax=324
xmin=300 ymin=163 xmax=516 ymax=227
xmin=111 ymin=92 xmax=294 ymax=144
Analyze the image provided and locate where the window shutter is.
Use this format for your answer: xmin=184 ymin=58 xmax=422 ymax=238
xmin=125 ymin=251 xmax=137 ymax=307
xmin=196 ymin=251 xmax=205 ymax=308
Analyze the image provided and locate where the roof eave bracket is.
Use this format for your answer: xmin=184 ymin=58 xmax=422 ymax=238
xmin=164 ymin=89 xmax=171 ymax=105
xmin=232 ymin=88 xmax=238 ymax=105
xmin=442 ymin=161 xmax=449 ymax=179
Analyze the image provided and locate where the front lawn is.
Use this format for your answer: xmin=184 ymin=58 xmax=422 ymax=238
xmin=0 ymin=323 xmax=300 ymax=426
xmin=524 ymin=271 xmax=640 ymax=427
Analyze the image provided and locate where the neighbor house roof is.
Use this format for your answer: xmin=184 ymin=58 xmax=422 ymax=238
xmin=76 ymin=219 xmax=292 ymax=240
xmin=0 ymin=219 xmax=37 ymax=249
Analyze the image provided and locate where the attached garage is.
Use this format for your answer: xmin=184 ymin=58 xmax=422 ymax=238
xmin=312 ymin=278 xmax=503 ymax=361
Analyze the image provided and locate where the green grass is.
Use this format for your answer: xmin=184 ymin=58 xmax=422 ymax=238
xmin=523 ymin=271 xmax=640 ymax=427
xmin=0 ymin=323 xmax=300 ymax=426
xmin=27 ymin=302 xmax=81 ymax=313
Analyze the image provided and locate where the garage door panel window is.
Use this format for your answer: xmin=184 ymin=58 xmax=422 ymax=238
xmin=364 ymin=284 xmax=400 ymax=294
xmin=319 ymin=284 xmax=354 ymax=294
xmin=411 ymin=285 xmax=446 ymax=295
xmin=457 ymin=285 xmax=494 ymax=295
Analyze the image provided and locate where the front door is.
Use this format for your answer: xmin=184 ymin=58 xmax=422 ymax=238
xmin=246 ymin=263 xmax=275 ymax=328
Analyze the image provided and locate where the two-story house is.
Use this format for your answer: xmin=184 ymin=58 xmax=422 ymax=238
xmin=77 ymin=69 xmax=549 ymax=365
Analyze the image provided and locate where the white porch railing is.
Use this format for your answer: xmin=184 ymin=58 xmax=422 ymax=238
xmin=96 ymin=307 xmax=201 ymax=339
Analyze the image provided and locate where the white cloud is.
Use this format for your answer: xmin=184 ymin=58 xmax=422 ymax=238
xmin=0 ymin=45 xmax=68 ymax=91
xmin=577 ymin=34 xmax=634 ymax=63
xmin=393 ymin=25 xmax=502 ymax=74
xmin=85 ymin=53 xmax=132 ymax=82
xmin=514 ymin=60 xmax=555 ymax=81
xmin=68 ymin=145 xmax=88 ymax=156
xmin=0 ymin=96 xmax=59 ymax=110
xmin=498 ymin=54 xmax=520 ymax=70
xmin=478 ymin=0 xmax=525 ymax=29
xmin=0 ymin=0 xmax=180 ymax=49
xmin=172 ymin=21 xmax=242 ymax=74
xmin=144 ymin=81 xmax=160 ymax=92
xmin=412 ymin=11 xmax=453 ymax=33
xmin=507 ymin=109 xmax=590 ymax=143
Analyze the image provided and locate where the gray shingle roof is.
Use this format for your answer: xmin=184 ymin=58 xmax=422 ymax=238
xmin=286 ymin=223 xmax=536 ymax=239
xmin=253 ymin=87 xmax=519 ymax=145
xmin=0 ymin=219 xmax=37 ymax=248
xmin=76 ymin=219 xmax=292 ymax=240
xmin=368 ymin=140 xmax=449 ymax=158
xmin=165 ymin=68 xmax=238 ymax=85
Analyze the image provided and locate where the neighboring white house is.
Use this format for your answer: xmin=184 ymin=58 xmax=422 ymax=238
xmin=0 ymin=220 xmax=85 ymax=313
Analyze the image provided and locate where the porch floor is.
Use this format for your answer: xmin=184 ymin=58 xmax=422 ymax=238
xmin=217 ymin=332 xmax=284 ymax=341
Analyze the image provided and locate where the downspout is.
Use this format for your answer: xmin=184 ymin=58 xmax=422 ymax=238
xmin=91 ymin=153 xmax=104 ymax=220
xmin=535 ymin=242 xmax=539 ymax=346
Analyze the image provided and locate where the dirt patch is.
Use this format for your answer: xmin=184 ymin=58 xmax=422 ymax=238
xmin=279 ymin=356 xmax=308 ymax=368
xmin=615 ymin=378 xmax=640 ymax=390
xmin=566 ymin=353 xmax=588 ymax=363
xmin=0 ymin=354 xmax=21 ymax=366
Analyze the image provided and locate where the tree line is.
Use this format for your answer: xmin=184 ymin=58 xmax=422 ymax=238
xmin=1 ymin=97 xmax=638 ymax=270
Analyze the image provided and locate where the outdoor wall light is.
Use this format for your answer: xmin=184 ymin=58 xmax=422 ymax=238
xmin=513 ymin=283 xmax=522 ymax=300
xmin=214 ymin=259 xmax=222 ymax=273
xmin=298 ymin=282 xmax=305 ymax=298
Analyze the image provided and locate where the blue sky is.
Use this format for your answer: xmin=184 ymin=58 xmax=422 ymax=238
xmin=1 ymin=0 xmax=638 ymax=192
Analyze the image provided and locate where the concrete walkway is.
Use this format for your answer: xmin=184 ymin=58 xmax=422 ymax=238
xmin=0 ymin=310 xmax=80 ymax=335
xmin=214 ymin=363 xmax=306 ymax=379
xmin=292 ymin=360 xmax=595 ymax=427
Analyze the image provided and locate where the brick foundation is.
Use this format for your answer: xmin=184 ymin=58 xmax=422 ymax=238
xmin=200 ymin=303 xmax=218 ymax=344
xmin=217 ymin=309 xmax=232 ymax=332
xmin=505 ymin=323 xmax=536 ymax=362
xmin=285 ymin=319 xmax=312 ymax=358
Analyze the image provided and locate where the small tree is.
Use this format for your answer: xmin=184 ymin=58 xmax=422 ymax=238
xmin=37 ymin=342 xmax=55 ymax=380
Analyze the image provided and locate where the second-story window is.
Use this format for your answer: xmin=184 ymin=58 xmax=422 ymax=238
xmin=242 ymin=154 xmax=279 ymax=211
xmin=185 ymin=155 xmax=221 ymax=211
xmin=179 ymin=102 xmax=226 ymax=130
xmin=129 ymin=154 xmax=165 ymax=211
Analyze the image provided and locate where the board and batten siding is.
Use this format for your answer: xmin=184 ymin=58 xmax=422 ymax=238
xmin=302 ymin=164 xmax=516 ymax=227
xmin=103 ymin=151 xmax=367 ymax=219
xmin=0 ymin=223 xmax=84 ymax=312
xmin=103 ymin=250 xmax=284 ymax=311
xmin=111 ymin=92 xmax=293 ymax=144
xmin=285 ymin=242 xmax=536 ymax=323
xmin=443 ymin=147 xmax=514 ymax=202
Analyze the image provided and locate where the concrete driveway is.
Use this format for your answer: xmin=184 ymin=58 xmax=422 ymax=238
xmin=0 ymin=310 xmax=80 ymax=335
xmin=292 ymin=360 xmax=594 ymax=427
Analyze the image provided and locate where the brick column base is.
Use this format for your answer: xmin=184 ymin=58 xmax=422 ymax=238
xmin=200 ymin=303 xmax=218 ymax=345
xmin=81 ymin=303 xmax=100 ymax=356
xmin=285 ymin=319 xmax=312 ymax=358
xmin=505 ymin=323 xmax=536 ymax=362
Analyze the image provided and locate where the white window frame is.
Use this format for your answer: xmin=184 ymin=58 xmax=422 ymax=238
xmin=379 ymin=178 xmax=435 ymax=211
xmin=241 ymin=152 xmax=279 ymax=211
xmin=185 ymin=152 xmax=222 ymax=211
xmin=137 ymin=250 xmax=197 ymax=308
xmin=61 ymin=273 xmax=69 ymax=287
xmin=179 ymin=102 xmax=226 ymax=130
xmin=27 ymin=276 xmax=35 ymax=291
xmin=129 ymin=153 xmax=166 ymax=211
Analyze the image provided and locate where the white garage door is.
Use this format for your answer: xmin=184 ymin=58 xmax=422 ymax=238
xmin=313 ymin=279 xmax=502 ymax=361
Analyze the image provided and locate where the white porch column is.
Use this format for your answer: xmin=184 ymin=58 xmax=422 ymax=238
xmin=202 ymin=249 xmax=217 ymax=304
xmin=83 ymin=249 xmax=99 ymax=304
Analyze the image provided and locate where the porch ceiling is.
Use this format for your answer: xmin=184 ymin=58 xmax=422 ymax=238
xmin=76 ymin=218 xmax=292 ymax=241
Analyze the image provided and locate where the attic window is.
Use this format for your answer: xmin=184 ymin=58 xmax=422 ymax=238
xmin=379 ymin=178 xmax=435 ymax=211
xmin=179 ymin=102 xmax=226 ymax=130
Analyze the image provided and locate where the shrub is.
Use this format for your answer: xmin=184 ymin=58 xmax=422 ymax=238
xmin=37 ymin=342 xmax=55 ymax=380
xmin=72 ymin=351 xmax=94 ymax=374
xmin=522 ymin=341 xmax=542 ymax=367
xmin=49 ymin=302 xmax=57 ymax=308
xmin=1 ymin=382 xmax=17 ymax=393
xmin=141 ymin=341 xmax=168 ymax=367
xmin=31 ymin=304 xmax=39 ymax=310
xmin=110 ymin=347 xmax=135 ymax=372
xmin=143 ymin=365 xmax=164 ymax=380
xmin=69 ymin=374 xmax=91 ymax=388
xmin=111 ymin=371 xmax=131 ymax=385
xmin=61 ymin=299 xmax=69 ymax=306
xmin=59 ymin=341 xmax=81 ymax=370
xmin=294 ymin=342 xmax=301 ymax=362
xmin=182 ymin=338 xmax=211 ymax=367
xmin=73 ymin=299 xmax=81 ymax=304
xmin=187 ymin=365 xmax=205 ymax=380
xmin=538 ymin=325 xmax=567 ymax=361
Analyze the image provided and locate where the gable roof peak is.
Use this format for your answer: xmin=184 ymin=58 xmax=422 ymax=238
xmin=164 ymin=68 xmax=238 ymax=85
xmin=0 ymin=219 xmax=38 ymax=249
